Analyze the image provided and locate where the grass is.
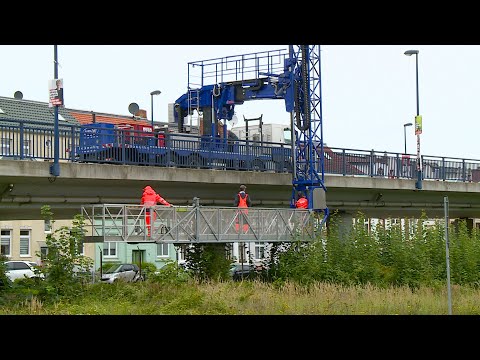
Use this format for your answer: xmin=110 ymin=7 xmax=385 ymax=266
xmin=1 ymin=279 xmax=479 ymax=315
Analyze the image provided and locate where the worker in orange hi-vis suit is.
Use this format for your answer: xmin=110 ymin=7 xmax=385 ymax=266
xmin=140 ymin=185 xmax=172 ymax=236
xmin=295 ymin=191 xmax=308 ymax=209
xmin=234 ymin=184 xmax=251 ymax=233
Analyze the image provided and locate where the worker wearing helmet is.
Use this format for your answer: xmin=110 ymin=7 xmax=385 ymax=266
xmin=295 ymin=191 xmax=308 ymax=209
xmin=234 ymin=184 xmax=251 ymax=233
xmin=141 ymin=185 xmax=172 ymax=236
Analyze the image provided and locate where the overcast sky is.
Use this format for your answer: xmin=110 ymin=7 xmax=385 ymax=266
xmin=0 ymin=45 xmax=478 ymax=159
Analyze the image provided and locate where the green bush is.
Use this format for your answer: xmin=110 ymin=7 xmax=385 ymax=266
xmin=267 ymin=212 xmax=480 ymax=289
xmin=183 ymin=244 xmax=231 ymax=281
xmin=147 ymin=260 xmax=191 ymax=284
xmin=34 ymin=205 xmax=94 ymax=302
xmin=0 ymin=254 xmax=12 ymax=292
xmin=137 ymin=262 xmax=156 ymax=280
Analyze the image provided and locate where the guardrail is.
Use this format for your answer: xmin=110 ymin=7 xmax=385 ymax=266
xmin=1 ymin=118 xmax=479 ymax=182
xmin=81 ymin=204 xmax=318 ymax=243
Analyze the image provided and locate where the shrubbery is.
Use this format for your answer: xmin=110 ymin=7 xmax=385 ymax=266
xmin=266 ymin=211 xmax=480 ymax=289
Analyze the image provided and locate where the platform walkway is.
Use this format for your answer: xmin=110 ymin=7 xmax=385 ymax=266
xmin=81 ymin=201 xmax=321 ymax=244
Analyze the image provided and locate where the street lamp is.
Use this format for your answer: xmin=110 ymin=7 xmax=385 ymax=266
xmin=403 ymin=122 xmax=413 ymax=154
xmin=404 ymin=49 xmax=422 ymax=190
xmin=150 ymin=90 xmax=161 ymax=128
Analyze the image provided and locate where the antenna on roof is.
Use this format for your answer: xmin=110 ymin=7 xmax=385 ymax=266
xmin=13 ymin=91 xmax=23 ymax=100
xmin=128 ymin=103 xmax=140 ymax=117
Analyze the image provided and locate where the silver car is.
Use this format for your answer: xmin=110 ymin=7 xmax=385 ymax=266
xmin=101 ymin=264 xmax=143 ymax=284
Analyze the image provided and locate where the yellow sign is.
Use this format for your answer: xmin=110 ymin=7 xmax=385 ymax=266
xmin=415 ymin=115 xmax=422 ymax=135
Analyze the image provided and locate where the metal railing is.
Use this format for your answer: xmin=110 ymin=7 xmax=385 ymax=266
xmin=1 ymin=118 xmax=480 ymax=182
xmin=81 ymin=203 xmax=318 ymax=243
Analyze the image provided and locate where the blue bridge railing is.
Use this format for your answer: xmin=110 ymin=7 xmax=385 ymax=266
xmin=0 ymin=118 xmax=479 ymax=183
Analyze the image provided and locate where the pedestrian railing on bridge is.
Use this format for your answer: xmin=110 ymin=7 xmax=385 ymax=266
xmin=2 ymin=118 xmax=480 ymax=183
xmin=81 ymin=203 xmax=320 ymax=244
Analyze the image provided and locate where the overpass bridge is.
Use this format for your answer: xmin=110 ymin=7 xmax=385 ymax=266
xmin=1 ymin=159 xmax=480 ymax=221
xmin=1 ymin=118 xmax=480 ymax=220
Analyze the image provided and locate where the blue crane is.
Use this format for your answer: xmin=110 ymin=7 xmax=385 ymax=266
xmin=174 ymin=45 xmax=329 ymax=226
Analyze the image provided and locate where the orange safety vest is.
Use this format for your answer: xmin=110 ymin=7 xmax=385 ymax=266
xmin=296 ymin=197 xmax=308 ymax=209
xmin=237 ymin=193 xmax=249 ymax=208
xmin=236 ymin=193 xmax=249 ymax=232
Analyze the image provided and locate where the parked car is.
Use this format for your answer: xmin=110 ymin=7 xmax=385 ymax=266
xmin=229 ymin=263 xmax=256 ymax=281
xmin=101 ymin=263 xmax=143 ymax=284
xmin=4 ymin=260 xmax=43 ymax=282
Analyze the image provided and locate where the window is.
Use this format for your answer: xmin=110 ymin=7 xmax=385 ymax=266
xmin=19 ymin=230 xmax=31 ymax=256
xmin=122 ymin=264 xmax=133 ymax=272
xmin=40 ymin=246 xmax=48 ymax=261
xmin=14 ymin=261 xmax=31 ymax=270
xmin=254 ymin=242 xmax=265 ymax=259
xmin=68 ymin=229 xmax=85 ymax=256
xmin=23 ymin=140 xmax=30 ymax=156
xmin=44 ymin=219 xmax=52 ymax=233
xmin=1 ymin=229 xmax=11 ymax=256
xmin=103 ymin=242 xmax=117 ymax=258
xmin=157 ymin=243 xmax=169 ymax=257
xmin=175 ymin=244 xmax=187 ymax=262
xmin=77 ymin=241 xmax=85 ymax=255
xmin=283 ymin=128 xmax=292 ymax=144
xmin=1 ymin=138 xmax=11 ymax=155
xmin=363 ymin=219 xmax=371 ymax=233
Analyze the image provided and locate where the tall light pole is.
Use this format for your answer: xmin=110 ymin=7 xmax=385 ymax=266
xmin=403 ymin=122 xmax=412 ymax=154
xmin=404 ymin=49 xmax=422 ymax=190
xmin=150 ymin=90 xmax=161 ymax=128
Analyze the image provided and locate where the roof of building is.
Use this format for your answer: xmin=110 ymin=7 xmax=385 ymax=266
xmin=0 ymin=96 xmax=79 ymax=128
xmin=0 ymin=96 xmax=151 ymax=128
xmin=69 ymin=110 xmax=150 ymax=127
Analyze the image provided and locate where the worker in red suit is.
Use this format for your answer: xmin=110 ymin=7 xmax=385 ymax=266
xmin=141 ymin=185 xmax=172 ymax=236
xmin=295 ymin=191 xmax=308 ymax=209
xmin=234 ymin=184 xmax=251 ymax=233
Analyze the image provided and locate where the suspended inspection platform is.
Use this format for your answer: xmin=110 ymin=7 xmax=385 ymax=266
xmin=81 ymin=200 xmax=322 ymax=244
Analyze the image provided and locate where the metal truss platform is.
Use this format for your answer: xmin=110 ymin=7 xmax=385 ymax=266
xmin=81 ymin=202 xmax=322 ymax=244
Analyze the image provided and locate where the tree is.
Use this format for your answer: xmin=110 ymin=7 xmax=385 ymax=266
xmin=37 ymin=205 xmax=93 ymax=300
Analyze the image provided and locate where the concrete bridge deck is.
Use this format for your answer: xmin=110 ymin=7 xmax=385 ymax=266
xmin=1 ymin=159 xmax=479 ymax=220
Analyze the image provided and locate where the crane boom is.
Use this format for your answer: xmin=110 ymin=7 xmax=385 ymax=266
xmin=173 ymin=46 xmax=329 ymax=226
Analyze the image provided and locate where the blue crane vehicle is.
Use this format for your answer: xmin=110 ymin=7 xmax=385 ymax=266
xmin=75 ymin=120 xmax=292 ymax=172
xmin=173 ymin=45 xmax=329 ymax=224
xmin=77 ymin=46 xmax=329 ymax=240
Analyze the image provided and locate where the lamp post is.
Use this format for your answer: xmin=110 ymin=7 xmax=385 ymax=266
xmin=150 ymin=90 xmax=161 ymax=128
xmin=404 ymin=49 xmax=422 ymax=190
xmin=403 ymin=122 xmax=413 ymax=154
xmin=50 ymin=45 xmax=60 ymax=177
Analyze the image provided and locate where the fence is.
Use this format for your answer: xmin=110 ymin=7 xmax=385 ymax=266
xmin=1 ymin=118 xmax=480 ymax=182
